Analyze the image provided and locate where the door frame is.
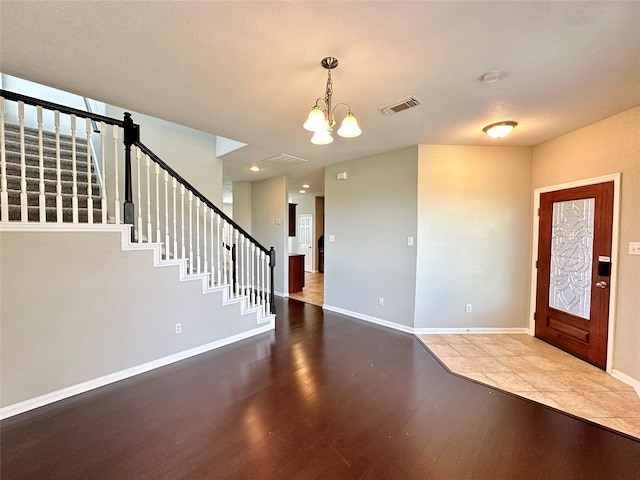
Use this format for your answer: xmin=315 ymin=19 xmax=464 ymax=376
xmin=528 ymin=173 xmax=621 ymax=373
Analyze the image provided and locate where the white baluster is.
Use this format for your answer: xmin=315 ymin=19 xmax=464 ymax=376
xmin=216 ymin=214 xmax=221 ymax=285
xmin=244 ymin=236 xmax=250 ymax=297
xmin=235 ymin=229 xmax=241 ymax=298
xmin=172 ymin=178 xmax=178 ymax=258
xmin=0 ymin=97 xmax=7 ymax=221
xmin=188 ymin=191 xmax=194 ymax=274
xmin=246 ymin=238 xmax=252 ymax=298
xmin=85 ymin=118 xmax=93 ymax=224
xmin=155 ymin=163 xmax=160 ymax=243
xmin=145 ymin=155 xmax=151 ymax=242
xmin=70 ymin=114 xmax=78 ymax=223
xmin=55 ymin=111 xmax=62 ymax=222
xmin=164 ymin=170 xmax=170 ymax=256
xmin=238 ymin=234 xmax=244 ymax=297
xmin=222 ymin=222 xmax=228 ymax=285
xmin=180 ymin=184 xmax=185 ymax=259
xmin=252 ymin=243 xmax=257 ymax=307
xmin=196 ymin=197 xmax=201 ymax=274
xmin=100 ymin=122 xmax=107 ymax=224
xmin=136 ymin=148 xmax=142 ymax=241
xmin=210 ymin=209 xmax=215 ymax=286
xmin=202 ymin=204 xmax=208 ymax=276
xmin=37 ymin=107 xmax=46 ymax=222
xmin=113 ymin=127 xmax=120 ymax=224
xmin=246 ymin=240 xmax=250 ymax=304
xmin=18 ymin=102 xmax=27 ymax=222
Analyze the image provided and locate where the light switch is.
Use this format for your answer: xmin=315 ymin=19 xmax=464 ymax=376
xmin=328 ymin=235 xmax=335 ymax=242
xmin=407 ymin=236 xmax=414 ymax=246
xmin=629 ymin=242 xmax=640 ymax=255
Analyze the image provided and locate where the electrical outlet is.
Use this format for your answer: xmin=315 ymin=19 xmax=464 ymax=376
xmin=378 ymin=297 xmax=384 ymax=306
xmin=465 ymin=304 xmax=472 ymax=313
xmin=174 ymin=323 xmax=182 ymax=334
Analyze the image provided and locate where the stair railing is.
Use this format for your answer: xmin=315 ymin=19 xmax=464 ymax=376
xmin=0 ymin=90 xmax=275 ymax=316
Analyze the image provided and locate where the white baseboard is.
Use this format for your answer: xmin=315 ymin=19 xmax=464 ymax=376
xmin=322 ymin=305 xmax=415 ymax=334
xmin=414 ymin=327 xmax=530 ymax=335
xmin=0 ymin=323 xmax=274 ymax=420
xmin=611 ymin=369 xmax=640 ymax=398
xmin=322 ymin=305 xmax=529 ymax=337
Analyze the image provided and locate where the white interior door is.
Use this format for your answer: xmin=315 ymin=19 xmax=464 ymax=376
xmin=298 ymin=214 xmax=313 ymax=272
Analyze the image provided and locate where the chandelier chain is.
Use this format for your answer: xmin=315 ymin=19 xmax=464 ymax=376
xmin=324 ymin=69 xmax=334 ymax=127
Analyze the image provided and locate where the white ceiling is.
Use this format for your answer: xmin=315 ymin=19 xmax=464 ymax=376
xmin=2 ymin=1 xmax=639 ymax=200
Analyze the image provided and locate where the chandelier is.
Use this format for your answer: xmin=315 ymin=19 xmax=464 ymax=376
xmin=303 ymin=57 xmax=362 ymax=145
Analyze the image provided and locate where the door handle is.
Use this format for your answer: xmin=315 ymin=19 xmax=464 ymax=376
xmin=595 ymin=281 xmax=608 ymax=289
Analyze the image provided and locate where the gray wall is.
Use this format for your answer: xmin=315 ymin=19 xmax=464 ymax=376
xmin=105 ymin=105 xmax=223 ymax=209
xmin=251 ymin=176 xmax=288 ymax=295
xmin=533 ymin=106 xmax=640 ymax=383
xmin=232 ymin=181 xmax=252 ymax=233
xmin=0 ymin=230 xmax=265 ymax=408
xmin=414 ymin=145 xmax=533 ymax=329
xmin=324 ymin=147 xmax=418 ymax=328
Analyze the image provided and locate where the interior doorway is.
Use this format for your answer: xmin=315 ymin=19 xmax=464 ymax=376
xmin=298 ymin=214 xmax=313 ymax=272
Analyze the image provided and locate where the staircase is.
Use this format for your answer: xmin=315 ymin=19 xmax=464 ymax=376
xmin=1 ymin=123 xmax=102 ymax=222
xmin=1 ymin=90 xmax=277 ymax=419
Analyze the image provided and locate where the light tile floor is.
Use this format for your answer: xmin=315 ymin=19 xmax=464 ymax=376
xmin=417 ymin=333 xmax=640 ymax=440
xmin=289 ymin=272 xmax=324 ymax=307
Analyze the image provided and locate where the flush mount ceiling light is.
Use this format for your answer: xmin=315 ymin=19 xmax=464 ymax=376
xmin=249 ymin=166 xmax=260 ymax=172
xmin=483 ymin=121 xmax=518 ymax=139
xmin=303 ymin=57 xmax=362 ymax=145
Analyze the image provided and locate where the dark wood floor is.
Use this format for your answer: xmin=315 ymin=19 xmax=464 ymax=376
xmin=2 ymin=299 xmax=640 ymax=479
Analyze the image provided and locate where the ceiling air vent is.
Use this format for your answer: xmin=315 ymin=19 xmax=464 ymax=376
xmin=262 ymin=153 xmax=308 ymax=167
xmin=379 ymin=96 xmax=423 ymax=116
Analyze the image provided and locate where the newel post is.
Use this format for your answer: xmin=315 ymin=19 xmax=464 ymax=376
xmin=269 ymin=246 xmax=276 ymax=314
xmin=123 ymin=112 xmax=140 ymax=240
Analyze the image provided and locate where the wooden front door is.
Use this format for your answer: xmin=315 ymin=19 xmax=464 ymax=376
xmin=535 ymin=181 xmax=614 ymax=369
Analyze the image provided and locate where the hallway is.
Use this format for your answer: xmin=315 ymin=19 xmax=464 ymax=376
xmin=2 ymin=299 xmax=639 ymax=479
xmin=288 ymin=271 xmax=324 ymax=306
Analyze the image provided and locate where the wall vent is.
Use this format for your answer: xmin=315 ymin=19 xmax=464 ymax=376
xmin=262 ymin=153 xmax=308 ymax=167
xmin=379 ymin=96 xmax=423 ymax=116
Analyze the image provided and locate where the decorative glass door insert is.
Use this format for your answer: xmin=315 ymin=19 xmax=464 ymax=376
xmin=548 ymin=198 xmax=595 ymax=320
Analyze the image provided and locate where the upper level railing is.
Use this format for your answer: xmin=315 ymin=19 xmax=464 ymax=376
xmin=0 ymin=89 xmax=275 ymax=316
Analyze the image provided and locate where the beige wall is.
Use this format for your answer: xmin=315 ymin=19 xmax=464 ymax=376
xmin=415 ymin=146 xmax=533 ymax=329
xmin=532 ymin=106 xmax=640 ymax=382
